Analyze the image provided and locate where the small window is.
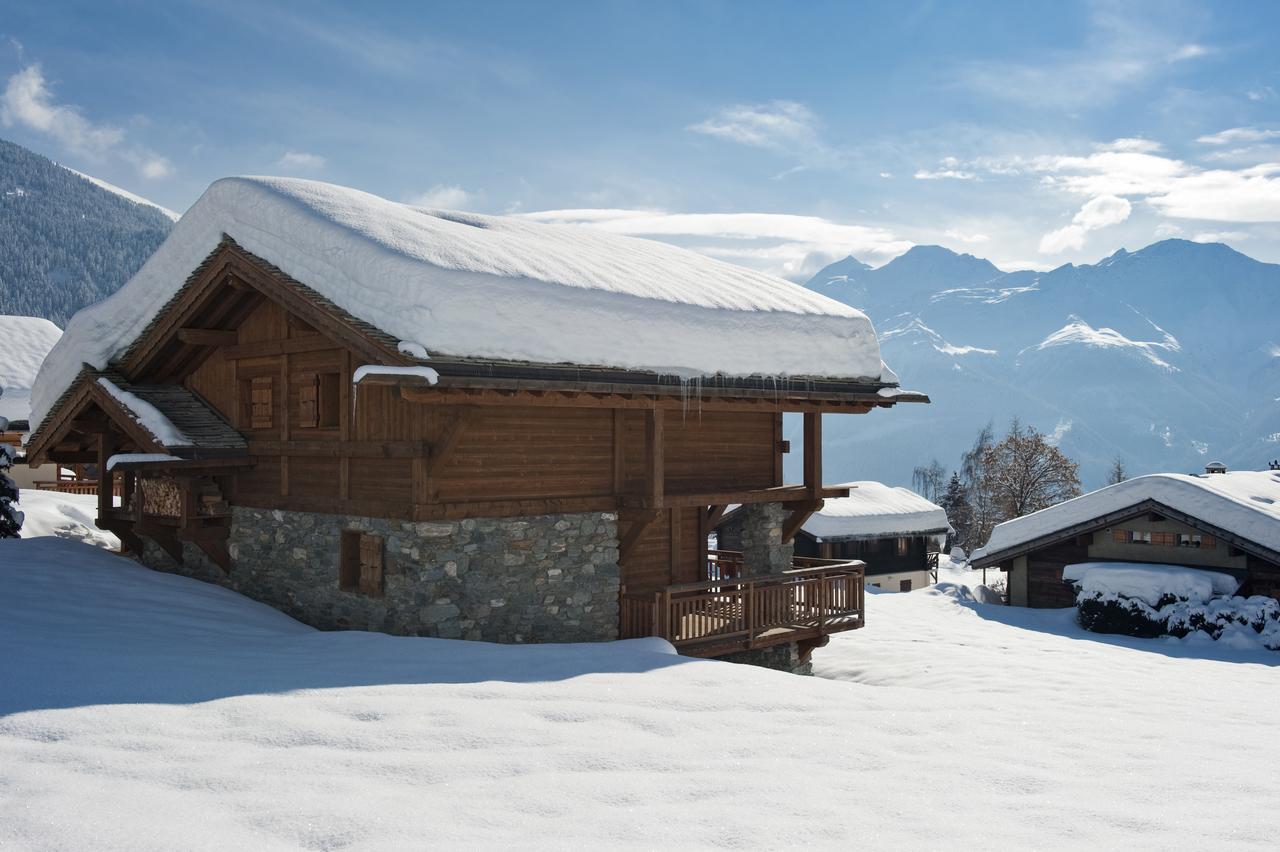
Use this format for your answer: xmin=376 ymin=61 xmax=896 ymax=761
xmin=1128 ymin=530 xmax=1152 ymax=545
xmin=1177 ymin=533 xmax=1216 ymax=549
xmin=899 ymin=579 xmax=913 ymax=592
xmin=296 ymin=372 xmax=342 ymax=429
xmin=896 ymin=537 xmax=910 ymax=557
xmin=340 ymin=530 xmax=384 ymax=596
xmin=247 ymin=376 xmax=274 ymax=429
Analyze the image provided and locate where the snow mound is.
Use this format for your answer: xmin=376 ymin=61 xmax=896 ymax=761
xmin=1063 ymin=561 xmax=1239 ymax=606
xmin=802 ymin=481 xmax=949 ymax=540
xmin=15 ymin=490 xmax=119 ymax=549
xmin=0 ymin=316 xmax=62 ymax=423
xmin=975 ymin=471 xmax=1280 ymax=561
xmin=32 ymin=177 xmax=889 ymax=430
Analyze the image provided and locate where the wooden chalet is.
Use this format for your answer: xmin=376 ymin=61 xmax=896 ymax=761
xmin=26 ymin=177 xmax=927 ymax=669
xmin=972 ymin=467 xmax=1280 ymax=607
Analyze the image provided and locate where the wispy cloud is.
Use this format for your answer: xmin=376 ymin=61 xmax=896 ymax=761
xmin=408 ymin=185 xmax=474 ymax=209
xmin=0 ymin=63 xmax=172 ymax=179
xmin=955 ymin=3 xmax=1209 ymax=109
xmin=1191 ymin=230 xmax=1248 ymax=243
xmin=277 ymin=150 xmax=326 ymax=171
xmin=1196 ymin=127 xmax=1280 ymax=145
xmin=914 ymin=157 xmax=977 ymax=181
xmin=687 ymin=100 xmax=844 ymax=169
xmin=522 ymin=208 xmax=912 ymax=280
xmin=1039 ymin=194 xmax=1131 ymax=254
xmin=944 ymin=229 xmax=991 ymax=244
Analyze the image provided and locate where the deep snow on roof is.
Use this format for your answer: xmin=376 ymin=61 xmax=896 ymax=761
xmin=974 ymin=470 xmax=1280 ymax=561
xmin=802 ymin=481 xmax=950 ymax=540
xmin=31 ymin=177 xmax=889 ymax=430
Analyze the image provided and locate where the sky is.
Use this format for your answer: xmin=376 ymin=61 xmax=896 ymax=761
xmin=3 ymin=0 xmax=1280 ymax=279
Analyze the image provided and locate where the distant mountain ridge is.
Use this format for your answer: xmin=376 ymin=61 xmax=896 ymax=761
xmin=803 ymin=239 xmax=1280 ymax=488
xmin=0 ymin=137 xmax=176 ymax=325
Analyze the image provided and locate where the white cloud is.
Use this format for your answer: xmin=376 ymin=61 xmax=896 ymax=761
xmin=1039 ymin=194 xmax=1131 ymax=254
xmin=1248 ymin=87 xmax=1275 ymax=102
xmin=521 ymin=208 xmax=912 ymax=280
xmin=1148 ymin=165 xmax=1280 ymax=222
xmin=1 ymin=64 xmax=123 ymax=156
xmin=408 ymin=185 xmax=473 ymax=209
xmin=944 ymin=229 xmax=990 ymax=244
xmin=1072 ymin=194 xmax=1132 ymax=229
xmin=277 ymin=150 xmax=326 ymax=171
xmin=1190 ymin=230 xmax=1248 ymax=244
xmin=1 ymin=63 xmax=173 ymax=180
xmin=1196 ymin=127 xmax=1280 ymax=145
xmin=915 ymin=158 xmax=977 ymax=180
xmin=1032 ymin=147 xmax=1189 ymax=196
xmin=1098 ymin=138 xmax=1164 ymax=153
xmin=687 ymin=100 xmax=843 ymax=169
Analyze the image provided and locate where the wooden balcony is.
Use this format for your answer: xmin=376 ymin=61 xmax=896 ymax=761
xmin=619 ymin=550 xmax=865 ymax=657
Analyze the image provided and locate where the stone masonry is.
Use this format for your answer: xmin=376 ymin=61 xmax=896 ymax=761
xmin=734 ymin=502 xmax=793 ymax=574
xmin=139 ymin=506 xmax=620 ymax=644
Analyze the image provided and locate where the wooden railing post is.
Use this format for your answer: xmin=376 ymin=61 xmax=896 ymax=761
xmin=745 ymin=580 xmax=755 ymax=645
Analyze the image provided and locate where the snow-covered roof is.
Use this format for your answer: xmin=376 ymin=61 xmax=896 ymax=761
xmin=974 ymin=471 xmax=1280 ymax=562
xmin=31 ymin=177 xmax=891 ymax=430
xmin=0 ymin=316 xmax=62 ymax=424
xmin=802 ymin=481 xmax=950 ymax=540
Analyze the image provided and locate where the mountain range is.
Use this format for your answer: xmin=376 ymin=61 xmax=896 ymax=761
xmin=0 ymin=137 xmax=175 ymax=326
xmin=802 ymin=241 xmax=1280 ymax=488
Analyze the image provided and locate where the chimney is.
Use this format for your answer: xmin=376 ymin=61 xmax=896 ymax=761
xmin=1269 ymin=460 xmax=1280 ymax=471
xmin=1204 ymin=461 xmax=1227 ymax=474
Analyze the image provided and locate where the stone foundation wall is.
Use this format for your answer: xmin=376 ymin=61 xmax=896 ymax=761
xmin=735 ymin=502 xmax=793 ymax=574
xmin=718 ymin=642 xmax=813 ymax=676
xmin=138 ymin=507 xmax=620 ymax=644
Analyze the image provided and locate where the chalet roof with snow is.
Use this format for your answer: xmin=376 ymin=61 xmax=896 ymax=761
xmin=972 ymin=470 xmax=1280 ymax=566
xmin=31 ymin=177 xmax=919 ymax=433
xmin=800 ymin=481 xmax=951 ymax=541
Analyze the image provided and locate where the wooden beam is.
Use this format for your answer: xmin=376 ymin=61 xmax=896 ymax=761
xmin=645 ymin=407 xmax=664 ymax=509
xmin=803 ymin=412 xmax=822 ymax=498
xmin=221 ymin=334 xmax=340 ymax=361
xmin=782 ymin=499 xmax=824 ymax=544
xmin=96 ymin=432 xmax=114 ymax=519
xmin=247 ymin=440 xmax=424 ymax=458
xmin=621 ymin=484 xmax=849 ymax=510
xmin=705 ymin=504 xmax=727 ymax=530
xmin=177 ymin=328 xmax=238 ymax=347
xmin=425 ymin=408 xmax=475 ymax=500
xmin=619 ymin=509 xmax=660 ymax=563
xmin=669 ymin=507 xmax=682 ymax=582
xmin=612 ymin=409 xmax=625 ymax=495
xmin=398 ymin=385 xmax=876 ymax=415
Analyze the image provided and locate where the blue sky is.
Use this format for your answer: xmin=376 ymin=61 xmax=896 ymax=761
xmin=3 ymin=0 xmax=1280 ymax=277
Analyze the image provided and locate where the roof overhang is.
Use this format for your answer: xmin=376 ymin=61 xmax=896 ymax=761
xmin=971 ymin=498 xmax=1280 ymax=569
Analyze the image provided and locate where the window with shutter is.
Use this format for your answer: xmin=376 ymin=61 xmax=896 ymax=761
xmin=296 ymin=372 xmax=319 ymax=428
xmin=339 ymin=531 xmax=383 ymax=596
xmin=1112 ymin=528 xmax=1128 ymax=544
xmin=250 ymin=377 xmax=274 ymax=429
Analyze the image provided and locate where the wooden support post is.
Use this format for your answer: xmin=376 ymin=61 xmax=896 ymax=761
xmin=96 ymin=432 xmax=115 ymax=520
xmin=669 ymin=507 xmax=682 ymax=583
xmin=645 ymin=407 xmax=664 ymax=508
xmin=425 ymin=408 xmax=475 ymax=501
xmin=618 ymin=509 xmax=660 ymax=564
xmin=340 ymin=349 xmax=352 ymax=500
xmin=803 ymin=412 xmax=822 ymax=498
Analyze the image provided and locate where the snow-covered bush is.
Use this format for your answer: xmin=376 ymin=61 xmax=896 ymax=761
xmin=1066 ymin=562 xmax=1280 ymax=650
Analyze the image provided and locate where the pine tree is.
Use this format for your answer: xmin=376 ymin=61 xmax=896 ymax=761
xmin=960 ymin=422 xmax=998 ymax=548
xmin=938 ymin=472 xmax=972 ymax=549
xmin=1106 ymin=456 xmax=1127 ymax=485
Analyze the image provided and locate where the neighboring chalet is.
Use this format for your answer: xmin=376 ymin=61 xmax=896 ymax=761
xmin=25 ymin=177 xmax=926 ymax=671
xmin=972 ymin=466 xmax=1280 ymax=607
xmin=718 ymin=482 xmax=949 ymax=592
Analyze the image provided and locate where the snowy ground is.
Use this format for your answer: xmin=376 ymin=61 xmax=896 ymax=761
xmin=3 ymin=538 xmax=1279 ymax=849
xmin=15 ymin=489 xmax=119 ymax=549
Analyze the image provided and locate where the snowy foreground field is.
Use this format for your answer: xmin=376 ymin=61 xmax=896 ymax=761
xmin=3 ymin=539 xmax=1279 ymax=849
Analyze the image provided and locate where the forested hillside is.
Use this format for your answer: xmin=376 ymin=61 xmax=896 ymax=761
xmin=0 ymin=138 xmax=175 ymax=326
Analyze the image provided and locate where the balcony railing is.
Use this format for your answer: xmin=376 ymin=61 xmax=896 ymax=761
xmin=620 ymin=550 xmax=865 ymax=656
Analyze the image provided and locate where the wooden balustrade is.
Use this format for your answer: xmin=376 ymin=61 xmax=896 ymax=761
xmin=621 ymin=553 xmax=865 ymax=655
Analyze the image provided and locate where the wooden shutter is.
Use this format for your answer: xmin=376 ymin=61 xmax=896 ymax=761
xmin=1112 ymin=529 xmax=1127 ymax=543
xmin=250 ymin=377 xmax=274 ymax=429
xmin=296 ymin=372 xmax=319 ymax=429
xmin=359 ymin=534 xmax=384 ymax=596
xmin=1201 ymin=535 xmax=1216 ymax=550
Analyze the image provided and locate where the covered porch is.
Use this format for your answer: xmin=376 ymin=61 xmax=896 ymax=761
xmin=620 ymin=549 xmax=865 ymax=656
